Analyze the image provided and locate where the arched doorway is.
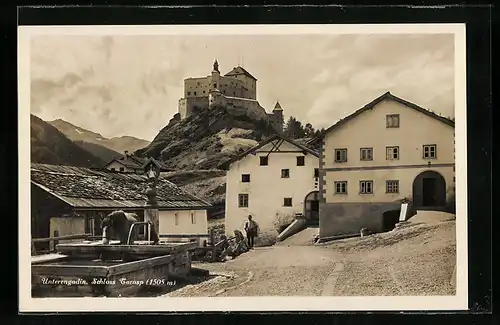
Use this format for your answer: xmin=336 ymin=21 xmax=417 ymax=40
xmin=412 ymin=170 xmax=446 ymax=209
xmin=304 ymin=191 xmax=320 ymax=225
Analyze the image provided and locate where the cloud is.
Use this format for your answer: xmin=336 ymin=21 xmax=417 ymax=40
xmin=311 ymin=69 xmax=331 ymax=84
xmin=29 ymin=33 xmax=455 ymax=140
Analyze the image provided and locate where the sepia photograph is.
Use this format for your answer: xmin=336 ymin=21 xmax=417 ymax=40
xmin=18 ymin=23 xmax=468 ymax=312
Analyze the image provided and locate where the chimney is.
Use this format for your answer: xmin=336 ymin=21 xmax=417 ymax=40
xmin=124 ymin=150 xmax=129 ymax=160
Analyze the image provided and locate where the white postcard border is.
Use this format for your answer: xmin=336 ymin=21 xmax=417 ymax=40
xmin=18 ymin=23 xmax=468 ymax=312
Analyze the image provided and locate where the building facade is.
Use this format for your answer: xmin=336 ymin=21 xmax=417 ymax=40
xmin=311 ymin=92 xmax=455 ymax=240
xmin=104 ymin=151 xmax=144 ymax=173
xmin=104 ymin=152 xmax=173 ymax=173
xmin=223 ymin=135 xmax=320 ymax=236
xmin=178 ymin=59 xmax=284 ymax=132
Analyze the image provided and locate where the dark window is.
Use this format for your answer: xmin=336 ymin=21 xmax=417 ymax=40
xmin=334 ymin=181 xmax=347 ymax=194
xmin=360 ymin=148 xmax=373 ymax=161
xmin=423 ymin=144 xmax=437 ymax=159
xmin=203 ymin=90 xmax=206 ymax=93
xmin=283 ymin=198 xmax=293 ymax=207
xmin=359 ymin=180 xmax=374 ymax=194
xmin=260 ymin=156 xmax=268 ymax=166
xmin=296 ymin=156 xmax=305 ymax=166
xmin=233 ymin=92 xmax=236 ymax=96
xmin=110 ymin=168 xmax=115 ymax=171
xmin=187 ymin=91 xmax=191 ymax=95
xmin=386 ymin=146 xmax=400 ymax=160
xmin=238 ymin=194 xmax=249 ymax=208
xmin=194 ymin=91 xmax=197 ymax=96
xmin=386 ymin=180 xmax=399 ymax=193
xmin=241 ymin=174 xmax=250 ymax=182
xmin=314 ymin=168 xmax=319 ymax=178
xmin=334 ymin=149 xmax=347 ymax=163
xmin=213 ymin=83 xmax=217 ymax=88
xmin=119 ymin=167 xmax=124 ymax=172
xmin=281 ymin=169 xmax=290 ymax=178
xmin=386 ymin=114 xmax=400 ymax=128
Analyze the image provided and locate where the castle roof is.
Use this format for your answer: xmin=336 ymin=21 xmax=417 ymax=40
xmin=224 ymin=66 xmax=257 ymax=81
xmin=273 ymin=101 xmax=283 ymax=111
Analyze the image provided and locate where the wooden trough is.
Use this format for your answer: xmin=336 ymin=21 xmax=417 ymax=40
xmin=31 ymin=241 xmax=197 ymax=297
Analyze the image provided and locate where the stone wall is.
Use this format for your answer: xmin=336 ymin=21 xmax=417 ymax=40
xmin=318 ymin=201 xmax=401 ymax=239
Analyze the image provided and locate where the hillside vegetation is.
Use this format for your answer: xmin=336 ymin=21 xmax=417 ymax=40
xmin=162 ymin=169 xmax=227 ymax=218
xmin=135 ymin=106 xmax=277 ymax=170
xmin=74 ymin=140 xmax=122 ymax=162
xmin=30 ymin=114 xmax=104 ymax=168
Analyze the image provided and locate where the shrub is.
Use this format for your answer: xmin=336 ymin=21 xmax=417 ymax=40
xmin=272 ymin=213 xmax=296 ymax=233
xmin=255 ymin=231 xmax=277 ymax=247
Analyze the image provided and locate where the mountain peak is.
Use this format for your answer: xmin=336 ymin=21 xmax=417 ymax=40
xmin=48 ymin=119 xmax=150 ymax=154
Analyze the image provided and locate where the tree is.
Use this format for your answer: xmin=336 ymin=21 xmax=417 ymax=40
xmin=284 ymin=116 xmax=306 ymax=139
xmin=304 ymin=123 xmax=315 ymax=137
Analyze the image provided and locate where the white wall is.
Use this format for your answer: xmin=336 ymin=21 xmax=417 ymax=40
xmin=322 ymin=98 xmax=455 ymax=204
xmin=50 ymin=216 xmax=85 ymax=236
xmin=158 ymin=209 xmax=208 ymax=245
xmin=105 ymin=161 xmax=137 ymax=173
xmin=324 ymin=166 xmax=455 ymax=203
xmin=49 ymin=217 xmax=86 ymax=250
xmin=225 ymin=139 xmax=319 ymax=235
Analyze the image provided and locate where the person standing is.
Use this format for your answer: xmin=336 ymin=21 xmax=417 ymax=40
xmin=244 ymin=215 xmax=258 ymax=249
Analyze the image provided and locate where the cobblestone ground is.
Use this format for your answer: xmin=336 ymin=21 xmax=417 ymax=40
xmin=163 ymin=219 xmax=456 ymax=297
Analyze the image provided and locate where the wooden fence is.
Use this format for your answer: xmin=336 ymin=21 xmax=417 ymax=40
xmin=31 ymin=232 xmax=92 ymax=256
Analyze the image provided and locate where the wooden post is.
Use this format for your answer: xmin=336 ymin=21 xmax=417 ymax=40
xmin=210 ymin=229 xmax=216 ymax=262
xmin=31 ymin=241 xmax=36 ymax=256
xmin=52 ymin=230 xmax=59 ymax=252
xmin=144 ymin=159 xmax=160 ymax=240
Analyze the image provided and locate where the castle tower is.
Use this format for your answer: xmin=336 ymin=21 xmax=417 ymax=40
xmin=272 ymin=101 xmax=284 ymax=133
xmin=211 ymin=59 xmax=220 ymax=89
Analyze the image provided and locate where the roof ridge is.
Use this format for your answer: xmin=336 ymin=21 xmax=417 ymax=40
xmin=307 ymin=91 xmax=454 ymax=144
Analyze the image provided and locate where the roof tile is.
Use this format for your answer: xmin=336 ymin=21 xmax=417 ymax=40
xmin=31 ymin=163 xmax=211 ymax=209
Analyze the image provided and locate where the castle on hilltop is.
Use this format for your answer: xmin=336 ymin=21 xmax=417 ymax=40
xmin=178 ymin=59 xmax=284 ymax=132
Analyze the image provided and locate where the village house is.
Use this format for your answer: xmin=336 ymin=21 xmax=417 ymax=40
xmin=31 ymin=163 xmax=211 ymax=251
xmin=309 ymin=91 xmax=455 ymax=241
xmin=103 ymin=151 xmax=173 ymax=173
xmin=221 ymin=134 xmax=320 ymax=236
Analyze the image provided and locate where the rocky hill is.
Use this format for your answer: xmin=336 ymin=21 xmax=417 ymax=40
xmin=30 ymin=114 xmax=104 ymax=168
xmin=162 ymin=169 xmax=227 ymax=218
xmin=135 ymin=106 xmax=278 ymax=170
xmin=49 ymin=119 xmax=150 ymax=154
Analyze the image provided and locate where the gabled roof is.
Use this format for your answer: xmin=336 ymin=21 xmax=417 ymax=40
xmin=127 ymin=155 xmax=146 ymax=165
xmin=31 ymin=163 xmax=211 ymax=209
xmin=218 ymin=134 xmax=319 ymax=169
xmin=308 ymin=91 xmax=455 ymax=145
xmin=105 ymin=158 xmax=142 ymax=169
xmin=224 ymin=66 xmax=257 ymax=81
xmin=104 ymin=156 xmax=173 ymax=171
xmin=273 ymin=101 xmax=283 ymax=111
xmin=141 ymin=157 xmax=164 ymax=170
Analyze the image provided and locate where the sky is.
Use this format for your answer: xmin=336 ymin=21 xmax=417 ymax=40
xmin=30 ymin=33 xmax=455 ymax=141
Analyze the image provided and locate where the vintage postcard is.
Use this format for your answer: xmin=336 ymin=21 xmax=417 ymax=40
xmin=19 ymin=23 xmax=467 ymax=312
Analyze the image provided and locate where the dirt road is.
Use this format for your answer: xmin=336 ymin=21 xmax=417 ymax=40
xmin=164 ymin=217 xmax=456 ymax=297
